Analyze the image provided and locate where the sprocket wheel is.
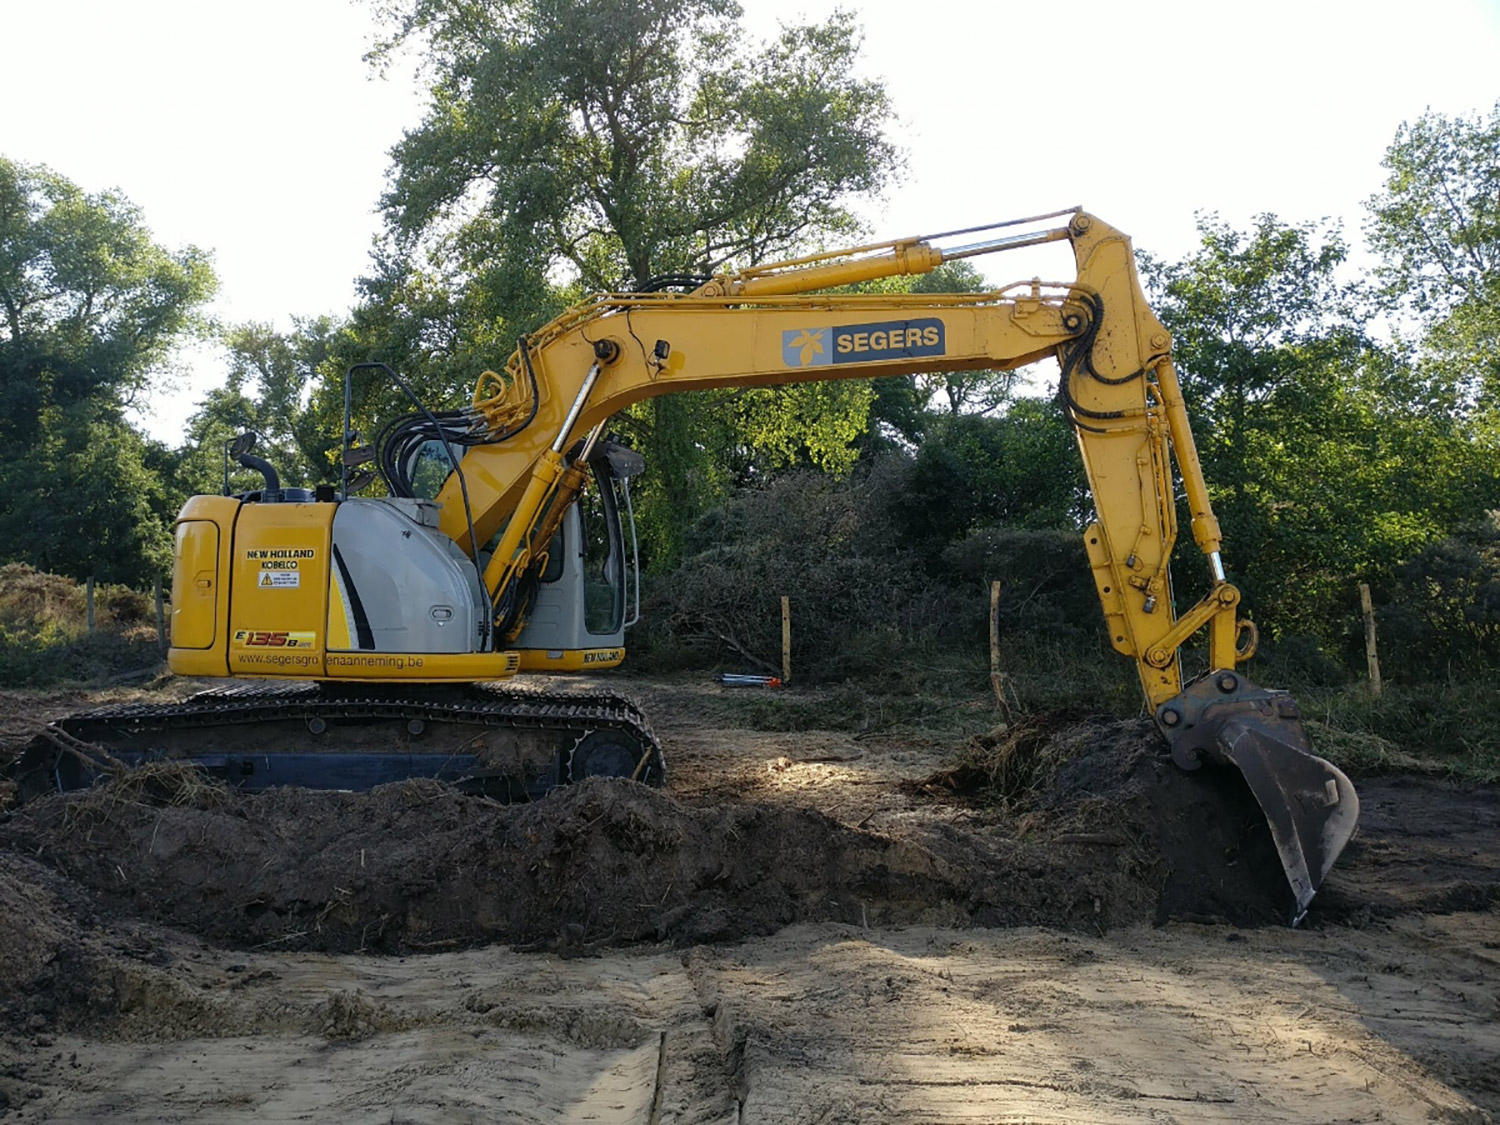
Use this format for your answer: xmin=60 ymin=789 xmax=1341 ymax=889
xmin=565 ymin=729 xmax=666 ymax=787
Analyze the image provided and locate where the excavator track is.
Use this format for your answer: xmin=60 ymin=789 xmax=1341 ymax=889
xmin=11 ymin=681 xmax=665 ymax=804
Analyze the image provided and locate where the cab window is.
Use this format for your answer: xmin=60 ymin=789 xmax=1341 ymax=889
xmin=580 ymin=474 xmax=624 ymax=634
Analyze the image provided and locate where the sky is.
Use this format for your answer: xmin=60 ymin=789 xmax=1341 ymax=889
xmin=4 ymin=0 xmax=1499 ymax=443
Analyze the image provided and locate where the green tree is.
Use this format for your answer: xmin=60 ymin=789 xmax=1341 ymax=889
xmin=1144 ymin=213 xmax=1364 ymax=567
xmin=175 ymin=318 xmax=344 ymax=498
xmin=1146 ymin=213 xmax=1493 ymax=643
xmin=372 ymin=0 xmax=895 ymax=290
xmin=1367 ymin=100 xmax=1500 ymax=410
xmin=0 ymin=414 xmax=180 ymax=583
xmin=0 ymin=158 xmax=216 ymax=582
xmin=363 ymin=0 xmax=899 ymax=566
xmin=890 ymin=399 xmax=1087 ymax=567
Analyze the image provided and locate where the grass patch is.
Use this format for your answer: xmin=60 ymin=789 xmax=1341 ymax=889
xmin=696 ymin=647 xmax=1010 ymax=742
xmin=1298 ymin=681 xmax=1500 ymax=783
xmin=0 ymin=564 xmax=162 ymax=686
xmin=643 ymin=630 xmax=1500 ymax=785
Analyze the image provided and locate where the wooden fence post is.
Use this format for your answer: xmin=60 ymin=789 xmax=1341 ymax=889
xmin=154 ymin=575 xmax=167 ymax=654
xmin=1359 ymin=582 xmax=1382 ymax=695
xmin=780 ymin=596 xmax=791 ymax=686
xmin=85 ymin=576 xmax=95 ymax=635
xmin=989 ymin=580 xmax=1013 ymax=717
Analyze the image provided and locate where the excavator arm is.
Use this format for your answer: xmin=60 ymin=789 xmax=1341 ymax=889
xmin=434 ymin=209 xmax=1358 ymax=919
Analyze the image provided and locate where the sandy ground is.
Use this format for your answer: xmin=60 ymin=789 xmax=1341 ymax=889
xmin=1 ymin=676 xmax=1497 ymax=1123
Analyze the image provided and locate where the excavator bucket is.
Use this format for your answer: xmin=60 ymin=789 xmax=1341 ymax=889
xmin=1157 ymin=673 xmax=1359 ymax=923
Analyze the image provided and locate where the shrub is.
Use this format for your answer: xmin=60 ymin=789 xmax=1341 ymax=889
xmin=0 ymin=564 xmax=161 ymax=685
xmin=1375 ymin=515 xmax=1500 ymax=678
xmin=632 ymin=457 xmax=953 ymax=681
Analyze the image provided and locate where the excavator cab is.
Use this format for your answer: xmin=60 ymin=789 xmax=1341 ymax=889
xmin=513 ymin=443 xmax=643 ymax=671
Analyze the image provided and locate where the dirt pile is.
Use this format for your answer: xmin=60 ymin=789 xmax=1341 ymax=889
xmin=919 ymin=714 xmax=1291 ymax=921
xmin=0 ymin=854 xmax=232 ymax=1111
xmin=0 ymin=716 xmax=1299 ymax=960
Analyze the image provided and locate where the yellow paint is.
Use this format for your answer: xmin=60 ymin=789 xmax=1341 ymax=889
xmin=169 ymin=516 xmax=222 ymax=649
xmin=166 ymin=494 xmax=239 ymax=676
xmin=515 ymin=647 xmax=625 ymax=672
xmin=227 ymin=503 xmax=335 ymax=678
xmin=323 ymin=650 xmax=520 ymax=681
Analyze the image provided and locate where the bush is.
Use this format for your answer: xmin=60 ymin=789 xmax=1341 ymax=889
xmin=0 ymin=563 xmax=161 ymax=686
xmin=631 ymin=457 xmax=954 ymax=681
xmin=1375 ymin=515 xmax=1500 ymax=678
xmin=940 ymin=526 xmax=1101 ymax=643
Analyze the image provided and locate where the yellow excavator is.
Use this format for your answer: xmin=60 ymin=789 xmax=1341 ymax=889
xmin=15 ymin=208 xmax=1359 ymax=920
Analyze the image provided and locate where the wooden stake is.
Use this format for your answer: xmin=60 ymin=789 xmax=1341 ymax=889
xmin=781 ymin=596 xmax=791 ymax=686
xmin=86 ymin=576 xmax=95 ymax=635
xmin=1359 ymin=582 xmax=1382 ymax=695
xmin=989 ymin=580 xmax=1012 ymax=717
xmin=154 ymin=576 xmax=167 ymax=653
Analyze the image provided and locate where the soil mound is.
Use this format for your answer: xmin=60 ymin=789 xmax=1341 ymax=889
xmin=0 ymin=716 xmax=1294 ymax=957
xmin=0 ymin=852 xmax=239 ymax=1110
xmin=918 ymin=714 xmax=1291 ymax=922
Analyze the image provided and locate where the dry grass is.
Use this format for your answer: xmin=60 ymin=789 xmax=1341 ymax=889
xmin=61 ymin=760 xmax=228 ymax=832
xmin=916 ymin=712 xmax=1087 ymax=805
xmin=0 ymin=564 xmax=162 ymax=686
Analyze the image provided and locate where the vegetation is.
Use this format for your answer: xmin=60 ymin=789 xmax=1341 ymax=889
xmin=0 ymin=157 xmax=216 ymax=584
xmin=356 ymin=0 xmax=899 ymax=566
xmin=0 ymin=564 xmax=162 ymax=686
xmin=0 ymin=6 xmax=1496 ymax=775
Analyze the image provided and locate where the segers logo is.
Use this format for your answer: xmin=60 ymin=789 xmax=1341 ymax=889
xmin=782 ymin=318 xmax=945 ymax=368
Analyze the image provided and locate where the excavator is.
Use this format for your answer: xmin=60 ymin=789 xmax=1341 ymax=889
xmin=13 ymin=208 xmax=1358 ymax=921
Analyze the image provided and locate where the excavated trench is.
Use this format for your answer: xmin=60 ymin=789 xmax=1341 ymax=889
xmin=4 ymin=706 xmax=1499 ymax=1121
xmin=0 ymin=717 xmax=1293 ymax=968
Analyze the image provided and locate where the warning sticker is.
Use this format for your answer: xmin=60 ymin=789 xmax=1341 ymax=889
xmin=258 ymin=569 xmax=300 ymax=588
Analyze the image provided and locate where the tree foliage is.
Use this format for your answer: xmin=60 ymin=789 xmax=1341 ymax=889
xmin=360 ymin=0 xmax=899 ymax=565
xmin=371 ymin=0 xmax=896 ymax=289
xmin=1147 ymin=212 xmax=1495 ymax=643
xmin=891 ymin=400 xmax=1086 ymax=566
xmin=1367 ymin=100 xmax=1500 ymax=416
xmin=175 ymin=319 xmax=344 ymax=498
xmin=1378 ymin=514 xmax=1500 ymax=677
xmin=0 ymin=158 xmax=215 ymax=583
xmin=1367 ymin=100 xmax=1500 ymax=318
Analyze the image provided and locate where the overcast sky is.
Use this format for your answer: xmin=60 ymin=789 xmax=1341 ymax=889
xmin=4 ymin=0 xmax=1499 ymax=442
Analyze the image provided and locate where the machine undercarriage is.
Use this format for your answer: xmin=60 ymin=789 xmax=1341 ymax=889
xmin=12 ymin=682 xmax=664 ymax=805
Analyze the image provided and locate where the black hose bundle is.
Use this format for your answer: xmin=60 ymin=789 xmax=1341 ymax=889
xmin=1056 ymin=292 xmax=1167 ymax=434
xmin=634 ymin=272 xmax=713 ymax=293
xmin=368 ymin=338 xmax=543 ymax=500
xmin=374 ymin=408 xmax=492 ymax=498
